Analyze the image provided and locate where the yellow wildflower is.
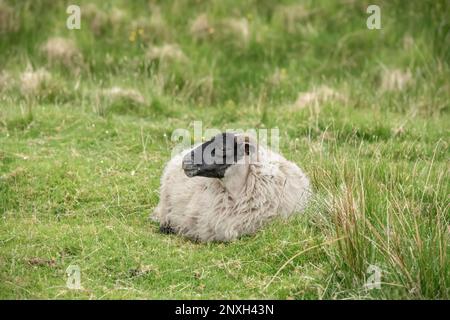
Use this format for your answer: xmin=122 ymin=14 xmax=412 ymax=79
xmin=129 ymin=30 xmax=136 ymax=42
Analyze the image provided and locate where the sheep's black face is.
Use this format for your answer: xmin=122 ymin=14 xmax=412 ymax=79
xmin=182 ymin=132 xmax=250 ymax=178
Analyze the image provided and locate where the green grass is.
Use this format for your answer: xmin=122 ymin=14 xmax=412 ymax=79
xmin=0 ymin=0 xmax=449 ymax=299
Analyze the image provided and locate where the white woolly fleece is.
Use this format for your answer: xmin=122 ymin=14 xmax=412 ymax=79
xmin=152 ymin=143 xmax=312 ymax=242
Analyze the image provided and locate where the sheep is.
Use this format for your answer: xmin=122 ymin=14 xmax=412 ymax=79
xmin=151 ymin=132 xmax=312 ymax=242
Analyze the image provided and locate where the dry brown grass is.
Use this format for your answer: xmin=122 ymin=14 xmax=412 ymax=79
xmin=40 ymin=37 xmax=83 ymax=70
xmin=268 ymin=68 xmax=288 ymax=86
xmin=220 ymin=18 xmax=250 ymax=46
xmin=180 ymin=75 xmax=215 ymax=105
xmin=0 ymin=71 xmax=14 ymax=92
xmin=380 ymin=69 xmax=413 ymax=92
xmin=190 ymin=14 xmax=214 ymax=41
xmin=131 ymin=6 xmax=169 ymax=42
xmin=313 ymin=151 xmax=450 ymax=298
xmin=109 ymin=7 xmax=126 ymax=25
xmin=189 ymin=14 xmax=250 ymax=47
xmin=19 ymin=67 xmax=52 ymax=97
xmin=83 ymin=3 xmax=109 ymax=36
xmin=403 ymin=35 xmax=415 ymax=51
xmin=325 ymin=181 xmax=369 ymax=277
xmin=294 ymin=86 xmax=346 ymax=110
xmin=0 ymin=0 xmax=19 ymax=34
xmin=274 ymin=4 xmax=311 ymax=33
xmin=146 ymin=44 xmax=188 ymax=63
xmin=100 ymin=86 xmax=146 ymax=105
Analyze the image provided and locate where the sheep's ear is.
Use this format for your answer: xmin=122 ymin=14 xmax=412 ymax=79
xmin=243 ymin=136 xmax=256 ymax=156
xmin=244 ymin=143 xmax=250 ymax=155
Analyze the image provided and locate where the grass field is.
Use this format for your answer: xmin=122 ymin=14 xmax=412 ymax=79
xmin=0 ymin=0 xmax=449 ymax=299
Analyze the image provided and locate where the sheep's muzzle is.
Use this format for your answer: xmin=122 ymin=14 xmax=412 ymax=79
xmin=182 ymin=133 xmax=239 ymax=178
xmin=182 ymin=157 xmax=200 ymax=177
